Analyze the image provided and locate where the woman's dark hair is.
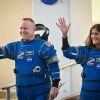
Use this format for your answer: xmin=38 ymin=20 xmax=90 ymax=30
xmin=84 ymin=24 xmax=100 ymax=49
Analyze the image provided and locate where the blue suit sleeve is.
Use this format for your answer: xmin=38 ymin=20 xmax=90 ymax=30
xmin=0 ymin=42 xmax=15 ymax=59
xmin=39 ymin=41 xmax=60 ymax=87
xmin=39 ymin=41 xmax=59 ymax=64
xmin=62 ymin=46 xmax=88 ymax=64
xmin=48 ymin=62 xmax=60 ymax=80
xmin=48 ymin=62 xmax=60 ymax=87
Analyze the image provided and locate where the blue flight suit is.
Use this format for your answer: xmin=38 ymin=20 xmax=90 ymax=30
xmin=62 ymin=46 xmax=100 ymax=100
xmin=0 ymin=37 xmax=60 ymax=100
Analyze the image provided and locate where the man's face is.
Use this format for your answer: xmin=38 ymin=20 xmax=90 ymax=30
xmin=20 ymin=20 xmax=36 ymax=41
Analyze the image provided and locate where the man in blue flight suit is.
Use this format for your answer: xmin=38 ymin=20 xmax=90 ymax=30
xmin=0 ymin=18 xmax=60 ymax=100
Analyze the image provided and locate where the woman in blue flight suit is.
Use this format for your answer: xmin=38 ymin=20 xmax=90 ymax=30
xmin=56 ymin=18 xmax=100 ymax=100
xmin=0 ymin=18 xmax=60 ymax=100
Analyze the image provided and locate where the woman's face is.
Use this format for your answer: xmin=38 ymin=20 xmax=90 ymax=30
xmin=91 ymin=28 xmax=100 ymax=47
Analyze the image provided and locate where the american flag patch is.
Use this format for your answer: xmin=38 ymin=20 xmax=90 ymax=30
xmin=45 ymin=42 xmax=52 ymax=47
